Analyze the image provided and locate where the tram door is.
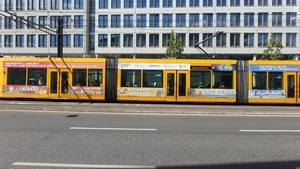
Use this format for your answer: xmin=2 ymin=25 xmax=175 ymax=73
xmin=48 ymin=69 xmax=70 ymax=99
xmin=285 ymin=72 xmax=300 ymax=103
xmin=165 ymin=70 xmax=189 ymax=102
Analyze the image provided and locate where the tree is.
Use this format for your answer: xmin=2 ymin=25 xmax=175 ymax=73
xmin=164 ymin=30 xmax=184 ymax=59
xmin=260 ymin=33 xmax=283 ymax=60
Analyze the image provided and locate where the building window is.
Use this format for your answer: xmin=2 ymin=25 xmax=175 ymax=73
xmin=74 ymin=0 xmax=84 ymax=9
xmin=111 ymin=0 xmax=121 ymax=8
xmin=27 ymin=16 xmax=36 ymax=29
xmin=230 ymin=33 xmax=240 ymax=47
xmin=244 ymin=0 xmax=254 ymax=6
xmin=124 ymin=15 xmax=133 ymax=27
xmin=258 ymin=13 xmax=268 ymax=27
xmin=63 ymin=34 xmax=71 ymax=47
xmin=50 ymin=35 xmax=58 ymax=47
xmin=272 ymin=0 xmax=282 ymax=6
xmin=150 ymin=0 xmax=159 ymax=7
xmin=51 ymin=0 xmax=60 ymax=9
xmin=99 ymin=15 xmax=108 ymax=28
xmin=189 ymin=33 xmax=199 ymax=47
xmin=258 ymin=0 xmax=268 ymax=6
xmin=16 ymin=0 xmax=25 ymax=10
xmin=189 ymin=14 xmax=199 ymax=27
xmin=137 ymin=0 xmax=146 ymax=7
xmin=90 ymin=35 xmax=95 ymax=50
xmin=124 ymin=0 xmax=133 ymax=8
xmin=63 ymin=16 xmax=72 ymax=28
xmin=176 ymin=0 xmax=186 ymax=7
xmin=216 ymin=33 xmax=226 ymax=47
xmin=258 ymin=33 xmax=268 ymax=47
xmin=5 ymin=0 xmax=13 ymax=10
xmin=150 ymin=14 xmax=159 ymax=27
xmin=16 ymin=17 xmax=25 ymax=29
xmin=162 ymin=34 xmax=170 ymax=47
xmin=111 ymin=34 xmax=120 ymax=47
xmin=50 ymin=16 xmax=59 ymax=28
xmin=202 ymin=33 xmax=213 ymax=47
xmin=74 ymin=34 xmax=83 ymax=47
xmin=74 ymin=15 xmax=83 ymax=28
xmin=28 ymin=0 xmax=36 ymax=10
xmin=39 ymin=16 xmax=47 ymax=28
xmin=149 ymin=34 xmax=159 ymax=47
xmin=38 ymin=35 xmax=47 ymax=47
xmin=286 ymin=33 xmax=296 ymax=47
xmin=217 ymin=13 xmax=226 ymax=27
xmin=217 ymin=0 xmax=226 ymax=6
xmin=176 ymin=14 xmax=186 ymax=27
xmin=0 ymin=35 xmax=2 ymax=47
xmin=123 ymin=34 xmax=133 ymax=47
xmin=90 ymin=0 xmax=96 ymax=13
xmin=99 ymin=0 xmax=108 ymax=8
xmin=5 ymin=35 xmax=13 ymax=47
xmin=244 ymin=13 xmax=254 ymax=27
xmin=272 ymin=12 xmax=282 ymax=26
xmin=163 ymin=14 xmax=172 ymax=27
xmin=0 ymin=17 xmax=2 ymax=29
xmin=286 ymin=12 xmax=296 ymax=26
xmin=230 ymin=13 xmax=240 ymax=27
xmin=286 ymin=0 xmax=296 ymax=5
xmin=16 ymin=35 xmax=24 ymax=47
xmin=111 ymin=15 xmax=120 ymax=28
xmin=137 ymin=14 xmax=146 ymax=27
xmin=203 ymin=0 xmax=212 ymax=6
xmin=244 ymin=33 xmax=254 ymax=47
xmin=203 ymin=13 xmax=213 ymax=27
xmin=98 ymin=34 xmax=108 ymax=47
xmin=90 ymin=16 xmax=95 ymax=32
xmin=230 ymin=0 xmax=240 ymax=6
xmin=177 ymin=33 xmax=186 ymax=47
xmin=189 ymin=0 xmax=199 ymax=6
xmin=272 ymin=33 xmax=282 ymax=41
xmin=39 ymin=0 xmax=48 ymax=9
xmin=5 ymin=16 xmax=13 ymax=29
xmin=27 ymin=34 xmax=36 ymax=47
xmin=63 ymin=0 xmax=72 ymax=9
xmin=136 ymin=34 xmax=146 ymax=47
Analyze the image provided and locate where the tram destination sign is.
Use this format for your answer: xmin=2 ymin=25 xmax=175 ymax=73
xmin=249 ymin=65 xmax=300 ymax=72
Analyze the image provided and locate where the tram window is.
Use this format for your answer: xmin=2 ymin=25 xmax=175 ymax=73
xmin=252 ymin=72 xmax=266 ymax=89
xmin=143 ymin=70 xmax=163 ymax=87
xmin=269 ymin=72 xmax=283 ymax=90
xmin=7 ymin=68 xmax=26 ymax=85
xmin=121 ymin=70 xmax=141 ymax=87
xmin=27 ymin=68 xmax=47 ymax=85
xmin=213 ymin=72 xmax=233 ymax=89
xmin=190 ymin=71 xmax=211 ymax=88
xmin=72 ymin=69 xmax=87 ymax=86
xmin=88 ymin=69 xmax=102 ymax=86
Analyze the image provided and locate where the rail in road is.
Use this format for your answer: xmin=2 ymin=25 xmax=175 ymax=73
xmin=0 ymin=100 xmax=299 ymax=115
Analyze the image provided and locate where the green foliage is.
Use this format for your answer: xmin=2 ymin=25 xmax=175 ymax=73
xmin=260 ymin=33 xmax=283 ymax=60
xmin=164 ymin=30 xmax=184 ymax=59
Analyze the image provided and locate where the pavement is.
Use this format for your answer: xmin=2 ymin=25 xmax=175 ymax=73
xmin=0 ymin=100 xmax=299 ymax=116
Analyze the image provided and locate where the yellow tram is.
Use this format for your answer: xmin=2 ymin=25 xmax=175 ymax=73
xmin=0 ymin=57 xmax=106 ymax=100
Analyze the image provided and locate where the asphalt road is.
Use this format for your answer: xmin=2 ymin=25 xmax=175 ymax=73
xmin=0 ymin=110 xmax=300 ymax=169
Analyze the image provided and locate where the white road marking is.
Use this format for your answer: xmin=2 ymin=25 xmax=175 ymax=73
xmin=240 ymin=130 xmax=300 ymax=132
xmin=12 ymin=162 xmax=156 ymax=168
xmin=70 ymin=127 xmax=157 ymax=131
xmin=295 ymin=167 xmax=300 ymax=169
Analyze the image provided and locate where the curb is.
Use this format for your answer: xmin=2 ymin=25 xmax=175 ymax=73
xmin=0 ymin=105 xmax=299 ymax=116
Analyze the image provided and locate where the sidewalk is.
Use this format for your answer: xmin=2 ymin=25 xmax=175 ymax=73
xmin=0 ymin=100 xmax=299 ymax=116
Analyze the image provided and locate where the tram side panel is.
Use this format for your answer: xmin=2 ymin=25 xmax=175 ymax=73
xmin=248 ymin=61 xmax=300 ymax=104
xmin=187 ymin=61 xmax=237 ymax=103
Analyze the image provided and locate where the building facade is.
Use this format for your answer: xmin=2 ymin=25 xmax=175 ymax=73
xmin=0 ymin=0 xmax=299 ymax=59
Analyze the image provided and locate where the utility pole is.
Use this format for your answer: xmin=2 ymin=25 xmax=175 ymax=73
xmin=57 ymin=16 xmax=63 ymax=58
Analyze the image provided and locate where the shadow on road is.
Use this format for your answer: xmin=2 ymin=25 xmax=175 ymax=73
xmin=156 ymin=160 xmax=300 ymax=169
